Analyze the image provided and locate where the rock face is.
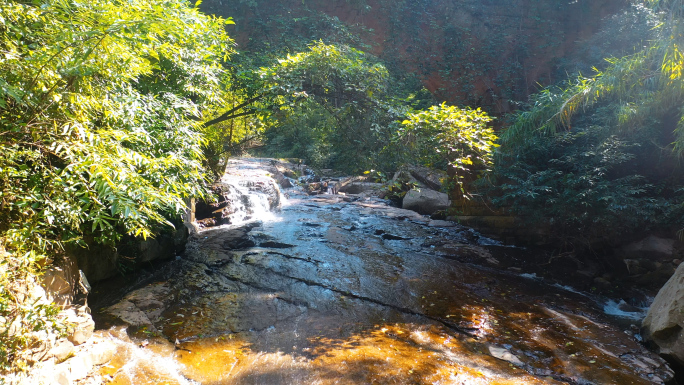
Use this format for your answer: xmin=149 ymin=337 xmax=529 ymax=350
xmin=402 ymin=188 xmax=451 ymax=215
xmin=26 ymin=332 xmax=118 ymax=385
xmin=104 ymin=282 xmax=173 ymax=333
xmin=643 ymin=262 xmax=684 ymax=367
xmin=405 ymin=165 xmax=447 ymax=191
xmin=68 ymin=224 xmax=188 ymax=283
xmin=40 ymin=255 xmax=79 ymax=307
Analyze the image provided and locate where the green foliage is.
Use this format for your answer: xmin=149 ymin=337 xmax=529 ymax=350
xmin=256 ymin=42 xmax=407 ymax=172
xmin=0 ymin=248 xmax=64 ymax=373
xmin=492 ymin=118 xmax=670 ymax=247
xmin=386 ymin=177 xmax=420 ymax=206
xmin=395 ymin=103 xmax=497 ymax=196
xmin=490 ymin=0 xmax=684 ymax=247
xmin=262 ymin=41 xmax=389 ymax=102
xmin=252 ymin=43 xmax=495 ymax=182
xmin=500 ymin=0 xmax=684 ymax=149
xmin=0 ymin=0 xmax=232 ymax=371
xmin=206 ymin=0 xmax=610 ymax=115
xmin=200 ymin=93 xmax=266 ymax=177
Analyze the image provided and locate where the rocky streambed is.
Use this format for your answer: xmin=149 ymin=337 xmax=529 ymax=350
xmin=88 ymin=158 xmax=674 ymax=384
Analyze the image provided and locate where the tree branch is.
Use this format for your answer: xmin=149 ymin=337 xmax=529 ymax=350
xmin=203 ymin=94 xmax=264 ymax=127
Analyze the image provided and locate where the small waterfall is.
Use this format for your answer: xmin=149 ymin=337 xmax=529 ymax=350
xmin=194 ymin=159 xmax=284 ymax=229
xmin=218 ymin=178 xmax=280 ymax=225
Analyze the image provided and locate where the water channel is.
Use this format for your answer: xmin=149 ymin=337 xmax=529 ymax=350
xmin=92 ymin=158 xmax=673 ymax=384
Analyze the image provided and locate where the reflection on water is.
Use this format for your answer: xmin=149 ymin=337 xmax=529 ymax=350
xmin=101 ymin=324 xmax=560 ymax=385
xmin=96 ymin=159 xmax=673 ymax=385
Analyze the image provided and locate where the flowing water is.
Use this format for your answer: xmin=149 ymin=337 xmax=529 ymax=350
xmin=93 ymin=158 xmax=674 ymax=384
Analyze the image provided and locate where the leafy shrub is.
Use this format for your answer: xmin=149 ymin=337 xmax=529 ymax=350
xmin=491 ymin=116 xmax=668 ymax=248
xmin=0 ymin=247 xmax=64 ymax=373
xmin=256 ymin=42 xmax=405 ymax=172
xmin=393 ymin=103 xmax=498 ymax=196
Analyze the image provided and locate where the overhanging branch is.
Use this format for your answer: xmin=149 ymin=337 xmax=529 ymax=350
xmin=203 ymin=94 xmax=264 ymax=127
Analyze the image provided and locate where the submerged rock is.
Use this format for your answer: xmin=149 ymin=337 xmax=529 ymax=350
xmin=488 ymin=345 xmax=524 ymax=366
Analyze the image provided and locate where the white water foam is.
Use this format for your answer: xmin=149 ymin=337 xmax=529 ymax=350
xmin=519 ymin=273 xmax=541 ymax=280
xmin=602 ymin=300 xmax=647 ymax=321
xmin=217 ymin=178 xmax=283 ymax=226
xmin=105 ymin=330 xmax=198 ymax=385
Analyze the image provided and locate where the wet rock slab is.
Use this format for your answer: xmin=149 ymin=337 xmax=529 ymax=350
xmin=98 ymin=159 xmax=674 ymax=385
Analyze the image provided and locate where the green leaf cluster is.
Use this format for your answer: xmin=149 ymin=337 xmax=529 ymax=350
xmin=255 ymin=42 xmax=407 ymax=172
xmin=0 ymin=0 xmax=232 ymax=371
xmin=395 ymin=103 xmax=497 ymax=196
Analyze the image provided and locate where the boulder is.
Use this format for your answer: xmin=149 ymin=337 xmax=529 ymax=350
xmin=62 ymin=307 xmax=95 ymax=346
xmin=406 ymin=165 xmax=447 ymax=191
xmin=49 ymin=340 xmax=75 ymax=362
xmin=622 ymin=235 xmax=676 ymax=260
xmin=643 ymin=262 xmax=684 ymax=367
xmin=103 ymin=282 xmax=174 ymax=332
xmin=402 ymin=188 xmax=451 ymax=215
xmin=105 ymin=300 xmax=154 ymax=329
xmin=40 ymin=255 xmax=79 ymax=307
xmin=619 ymin=235 xmax=681 ymax=289
xmin=194 ymin=183 xmax=234 ymax=221
xmin=392 ymin=170 xmax=424 ymax=188
xmin=87 ymin=340 xmax=117 ymax=366
xmin=269 ymin=167 xmax=293 ymax=189
xmin=337 ymin=177 xmax=384 ymax=195
xmin=66 ymin=353 xmax=94 ymax=382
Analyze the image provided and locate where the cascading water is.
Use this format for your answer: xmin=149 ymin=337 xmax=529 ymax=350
xmin=216 ymin=178 xmax=279 ymax=225
xmin=195 ymin=158 xmax=283 ymax=228
xmin=98 ymin=327 xmax=198 ymax=385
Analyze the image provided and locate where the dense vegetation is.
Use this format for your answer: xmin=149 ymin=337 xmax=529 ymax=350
xmin=210 ymin=0 xmax=684 ymax=253
xmin=247 ymin=42 xmax=400 ymax=172
xmin=201 ymin=0 xmax=622 ymax=110
xmin=0 ymin=0 xmax=232 ymax=371
xmin=489 ymin=0 xmax=684 ymax=249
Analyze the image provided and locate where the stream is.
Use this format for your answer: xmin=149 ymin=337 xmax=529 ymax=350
xmin=92 ymin=158 xmax=674 ymax=384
